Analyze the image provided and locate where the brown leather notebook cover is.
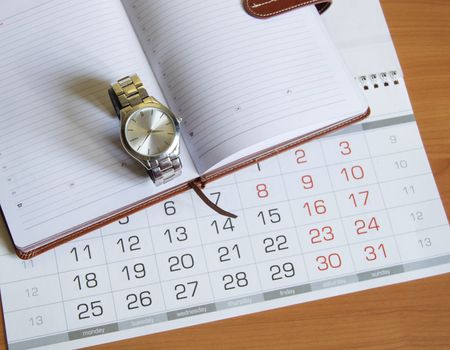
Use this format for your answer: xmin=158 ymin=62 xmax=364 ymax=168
xmin=243 ymin=0 xmax=332 ymax=18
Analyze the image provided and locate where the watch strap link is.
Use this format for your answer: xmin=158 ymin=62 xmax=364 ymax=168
xmin=110 ymin=74 xmax=151 ymax=112
xmin=148 ymin=154 xmax=182 ymax=186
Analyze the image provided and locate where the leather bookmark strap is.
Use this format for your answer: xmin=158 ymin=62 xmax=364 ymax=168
xmin=189 ymin=180 xmax=238 ymax=219
xmin=244 ymin=0 xmax=332 ymax=18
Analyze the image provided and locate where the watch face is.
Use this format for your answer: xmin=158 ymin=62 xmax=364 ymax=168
xmin=124 ymin=107 xmax=177 ymax=157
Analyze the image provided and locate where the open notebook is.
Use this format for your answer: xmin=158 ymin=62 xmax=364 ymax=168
xmin=0 ymin=0 xmax=369 ymax=258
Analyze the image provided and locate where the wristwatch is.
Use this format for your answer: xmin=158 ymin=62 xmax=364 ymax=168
xmin=108 ymin=74 xmax=182 ymax=185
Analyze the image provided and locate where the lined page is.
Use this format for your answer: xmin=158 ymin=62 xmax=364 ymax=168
xmin=124 ymin=0 xmax=368 ymax=173
xmin=0 ymin=0 xmax=198 ymax=250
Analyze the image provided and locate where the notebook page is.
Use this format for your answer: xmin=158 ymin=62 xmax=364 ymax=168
xmin=0 ymin=0 xmax=199 ymax=250
xmin=123 ymin=0 xmax=368 ymax=174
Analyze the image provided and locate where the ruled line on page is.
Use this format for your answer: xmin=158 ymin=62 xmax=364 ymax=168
xmin=23 ymin=178 xmax=149 ymax=230
xmin=185 ymin=63 xmax=330 ymax=132
xmin=190 ymin=73 xmax=333 ymax=138
xmin=193 ymin=87 xmax=342 ymax=151
xmin=197 ymin=98 xmax=346 ymax=159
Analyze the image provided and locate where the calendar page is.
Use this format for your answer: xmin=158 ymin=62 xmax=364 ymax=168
xmin=0 ymin=1 xmax=449 ymax=349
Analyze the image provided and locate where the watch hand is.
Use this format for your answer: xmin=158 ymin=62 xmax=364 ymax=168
xmin=138 ymin=132 xmax=152 ymax=150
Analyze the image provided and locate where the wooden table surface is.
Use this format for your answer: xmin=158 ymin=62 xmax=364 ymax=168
xmin=1 ymin=0 xmax=449 ymax=349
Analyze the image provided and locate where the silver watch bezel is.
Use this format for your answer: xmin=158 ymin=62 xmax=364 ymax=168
xmin=120 ymin=101 xmax=181 ymax=170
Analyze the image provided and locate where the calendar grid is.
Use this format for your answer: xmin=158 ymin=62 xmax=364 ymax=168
xmin=232 ymin=173 xmax=266 ymax=294
xmin=361 ymin=128 xmax=404 ymax=264
xmin=226 ymin=174 xmax=432 ymax=221
xmin=4 ymin=301 xmax=62 ymax=316
xmin=51 ymin=250 xmax=69 ymax=332
xmin=6 ymin=251 xmax=450 ymax=350
xmin=1 ymin=113 xmax=449 ymax=350
xmin=369 ymin=147 xmax=424 ymax=162
xmin=2 ymin=252 xmax=450 ymax=344
xmin=275 ymin=155 xmax=313 ymax=282
xmin=188 ymin=191 xmax=221 ymax=306
xmin=394 ymin=222 xmax=446 ymax=239
xmin=62 ymin=226 xmax=450 ymax=295
xmin=226 ymin=146 xmax=425 ymax=189
xmin=98 ymin=229 xmax=119 ymax=323
xmin=185 ymin=182 xmax=437 ymax=245
xmin=318 ymin=139 xmax=359 ymax=274
xmin=143 ymin=212 xmax=168 ymax=311
xmin=4 ymin=222 xmax=445 ymax=294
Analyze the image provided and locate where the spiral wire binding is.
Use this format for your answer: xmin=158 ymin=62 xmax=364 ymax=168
xmin=357 ymin=71 xmax=400 ymax=90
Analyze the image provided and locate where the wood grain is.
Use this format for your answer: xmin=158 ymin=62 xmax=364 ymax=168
xmin=0 ymin=0 xmax=448 ymax=349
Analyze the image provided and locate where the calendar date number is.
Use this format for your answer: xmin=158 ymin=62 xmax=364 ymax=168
xmin=223 ymin=272 xmax=248 ymax=290
xmin=175 ymin=281 xmax=198 ymax=300
xmin=77 ymin=300 xmax=103 ymax=320
xmin=126 ymin=291 xmax=152 ymax=309
xmin=270 ymin=262 xmax=295 ymax=280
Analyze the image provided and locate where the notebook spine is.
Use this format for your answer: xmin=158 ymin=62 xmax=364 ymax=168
xmin=357 ymin=71 xmax=400 ymax=90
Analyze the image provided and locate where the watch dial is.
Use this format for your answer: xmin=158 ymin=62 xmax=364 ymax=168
xmin=124 ymin=107 xmax=176 ymax=157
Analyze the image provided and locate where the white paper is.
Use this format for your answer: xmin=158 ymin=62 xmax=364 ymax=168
xmin=0 ymin=0 xmax=448 ymax=349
